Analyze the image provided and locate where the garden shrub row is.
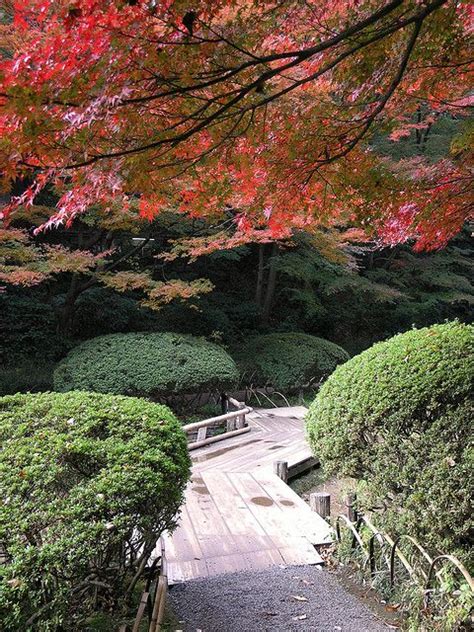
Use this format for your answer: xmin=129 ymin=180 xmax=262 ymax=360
xmin=306 ymin=321 xmax=474 ymax=567
xmin=53 ymin=331 xmax=350 ymax=400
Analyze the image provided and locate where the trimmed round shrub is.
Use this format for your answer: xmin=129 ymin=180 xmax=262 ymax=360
xmin=54 ymin=332 xmax=239 ymax=400
xmin=235 ymin=332 xmax=349 ymax=392
xmin=0 ymin=391 xmax=190 ymax=630
xmin=306 ymin=322 xmax=474 ymax=565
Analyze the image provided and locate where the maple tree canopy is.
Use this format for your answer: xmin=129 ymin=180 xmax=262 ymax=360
xmin=0 ymin=0 xmax=472 ymax=250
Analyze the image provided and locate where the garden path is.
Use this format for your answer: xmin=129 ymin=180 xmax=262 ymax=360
xmin=164 ymin=407 xmax=332 ymax=584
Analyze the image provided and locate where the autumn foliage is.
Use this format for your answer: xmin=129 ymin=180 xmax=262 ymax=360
xmin=0 ymin=0 xmax=472 ymax=252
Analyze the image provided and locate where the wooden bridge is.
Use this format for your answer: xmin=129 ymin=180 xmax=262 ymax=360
xmin=164 ymin=406 xmax=332 ymax=584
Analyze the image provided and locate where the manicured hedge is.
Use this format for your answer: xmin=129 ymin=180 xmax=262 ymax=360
xmin=306 ymin=322 xmax=474 ymax=565
xmin=0 ymin=391 xmax=190 ymax=630
xmin=235 ymin=332 xmax=349 ymax=392
xmin=54 ymin=332 xmax=239 ymax=400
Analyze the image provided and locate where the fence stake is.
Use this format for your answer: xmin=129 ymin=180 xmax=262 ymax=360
xmin=274 ymin=460 xmax=288 ymax=483
xmin=310 ymin=492 xmax=331 ymax=519
xmin=346 ymin=492 xmax=358 ymax=522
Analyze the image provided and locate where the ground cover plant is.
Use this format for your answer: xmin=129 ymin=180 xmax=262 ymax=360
xmin=306 ymin=321 xmax=474 ymax=567
xmin=235 ymin=332 xmax=349 ymax=393
xmin=54 ymin=332 xmax=239 ymax=405
xmin=0 ymin=391 xmax=190 ymax=631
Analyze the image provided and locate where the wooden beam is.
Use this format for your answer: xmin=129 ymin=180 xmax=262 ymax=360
xmin=288 ymin=456 xmax=318 ymax=479
xmin=188 ymin=426 xmax=251 ymax=451
xmin=183 ymin=408 xmax=251 ymax=432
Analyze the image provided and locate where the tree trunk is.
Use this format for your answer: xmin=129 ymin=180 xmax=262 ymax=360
xmin=57 ymin=274 xmax=82 ymax=336
xmin=261 ymin=243 xmax=278 ymax=324
xmin=255 ymin=244 xmax=265 ymax=307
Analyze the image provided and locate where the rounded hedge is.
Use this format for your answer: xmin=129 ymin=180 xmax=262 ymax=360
xmin=54 ymin=332 xmax=239 ymax=399
xmin=235 ymin=332 xmax=349 ymax=392
xmin=306 ymin=322 xmax=474 ymax=564
xmin=0 ymin=391 xmax=190 ymax=630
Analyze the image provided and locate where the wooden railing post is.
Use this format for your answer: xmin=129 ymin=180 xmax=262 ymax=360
xmin=310 ymin=492 xmax=331 ymax=520
xmin=236 ymin=412 xmax=245 ymax=429
xmin=274 ymin=460 xmax=288 ymax=483
xmin=196 ymin=427 xmax=207 ymax=442
xmin=346 ymin=492 xmax=358 ymax=523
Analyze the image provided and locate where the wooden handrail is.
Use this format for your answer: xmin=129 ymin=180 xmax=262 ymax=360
xmin=131 ymin=538 xmax=168 ymax=632
xmin=183 ymin=398 xmax=253 ymax=451
xmin=182 ymin=407 xmax=252 ymax=432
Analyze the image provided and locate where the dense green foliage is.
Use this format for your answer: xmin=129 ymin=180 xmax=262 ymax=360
xmin=0 ymin=295 xmax=73 ymax=395
xmin=270 ymin=228 xmax=473 ymax=355
xmin=2 ymin=218 xmax=472 ymax=396
xmin=235 ymin=332 xmax=349 ymax=392
xmin=306 ymin=322 xmax=474 ymax=565
xmin=0 ymin=362 xmax=56 ymax=396
xmin=69 ymin=287 xmax=161 ymax=339
xmin=54 ymin=332 xmax=239 ymax=400
xmin=0 ymin=295 xmax=68 ymax=364
xmin=0 ymin=391 xmax=190 ymax=631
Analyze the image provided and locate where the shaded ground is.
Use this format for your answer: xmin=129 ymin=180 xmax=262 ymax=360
xmin=289 ymin=468 xmax=353 ymax=519
xmin=168 ymin=564 xmax=392 ymax=631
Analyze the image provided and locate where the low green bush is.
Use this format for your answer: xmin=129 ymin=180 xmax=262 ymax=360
xmin=0 ymin=391 xmax=190 ymax=631
xmin=54 ymin=332 xmax=239 ymax=401
xmin=306 ymin=322 xmax=474 ymax=566
xmin=235 ymin=332 xmax=349 ymax=392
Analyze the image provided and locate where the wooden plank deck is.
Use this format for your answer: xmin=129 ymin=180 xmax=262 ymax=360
xmin=165 ymin=407 xmax=332 ymax=584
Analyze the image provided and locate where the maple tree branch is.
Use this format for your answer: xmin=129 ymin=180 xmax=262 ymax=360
xmin=79 ymin=234 xmax=153 ymax=294
xmin=313 ymin=17 xmax=425 ymax=167
xmin=120 ymin=0 xmax=407 ymax=107
xmin=10 ymin=0 xmax=448 ymax=176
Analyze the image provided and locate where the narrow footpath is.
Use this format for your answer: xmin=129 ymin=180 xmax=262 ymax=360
xmin=166 ymin=407 xmax=392 ymax=631
xmin=168 ymin=565 xmax=390 ymax=631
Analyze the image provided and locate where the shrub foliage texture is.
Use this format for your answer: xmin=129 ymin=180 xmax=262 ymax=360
xmin=236 ymin=332 xmax=349 ymax=392
xmin=54 ymin=332 xmax=239 ymax=400
xmin=306 ymin=322 xmax=474 ymax=566
xmin=0 ymin=391 xmax=190 ymax=630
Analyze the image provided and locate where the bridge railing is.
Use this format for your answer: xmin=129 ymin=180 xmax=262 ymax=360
xmin=127 ymin=538 xmax=167 ymax=632
xmin=183 ymin=397 xmax=252 ymax=451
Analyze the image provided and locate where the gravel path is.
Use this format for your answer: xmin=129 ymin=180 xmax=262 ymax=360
xmin=168 ymin=565 xmax=390 ymax=631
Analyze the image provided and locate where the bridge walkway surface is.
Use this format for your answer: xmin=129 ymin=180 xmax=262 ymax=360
xmin=164 ymin=406 xmax=332 ymax=584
